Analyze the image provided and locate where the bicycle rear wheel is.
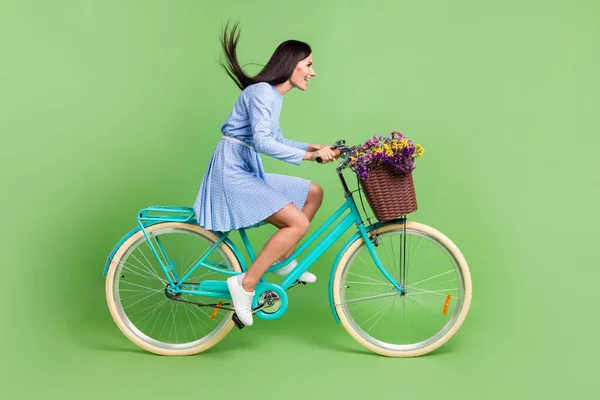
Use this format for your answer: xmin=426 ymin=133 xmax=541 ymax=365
xmin=105 ymin=222 xmax=241 ymax=355
xmin=332 ymin=221 xmax=472 ymax=357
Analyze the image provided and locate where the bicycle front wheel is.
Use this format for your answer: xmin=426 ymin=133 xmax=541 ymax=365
xmin=105 ymin=222 xmax=241 ymax=356
xmin=332 ymin=221 xmax=472 ymax=357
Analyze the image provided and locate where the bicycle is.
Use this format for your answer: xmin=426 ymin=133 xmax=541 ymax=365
xmin=104 ymin=140 xmax=472 ymax=357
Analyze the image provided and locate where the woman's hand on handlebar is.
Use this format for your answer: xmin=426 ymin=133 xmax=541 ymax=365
xmin=311 ymin=147 xmax=338 ymax=163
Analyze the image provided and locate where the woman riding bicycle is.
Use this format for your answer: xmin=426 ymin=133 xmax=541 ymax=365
xmin=193 ymin=22 xmax=337 ymax=326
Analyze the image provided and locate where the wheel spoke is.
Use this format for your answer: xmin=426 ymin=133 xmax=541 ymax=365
xmin=120 ymin=279 xmax=162 ymax=292
xmin=345 ymin=280 xmax=393 ymax=286
xmin=338 ymin=290 xmax=397 ymax=305
xmin=407 ymin=287 xmax=459 ymax=299
xmin=347 ymin=271 xmax=389 ymax=285
xmin=129 ymin=297 xmax=169 ymax=320
xmin=139 ymin=298 xmax=169 ymax=331
xmin=118 ymin=258 xmax=167 ymax=284
xmin=133 ymin=249 xmax=165 ymax=282
xmin=407 ymin=296 xmax=434 ymax=324
xmin=361 ymin=302 xmax=395 ymax=332
xmin=121 ymin=289 xmax=163 ymax=302
xmin=183 ymin=305 xmax=199 ymax=338
xmin=409 ymin=269 xmax=455 ymax=287
xmin=171 ymin=302 xmax=178 ymax=344
xmin=148 ymin=298 xmax=168 ymax=338
xmin=415 ymin=278 xmax=458 ymax=289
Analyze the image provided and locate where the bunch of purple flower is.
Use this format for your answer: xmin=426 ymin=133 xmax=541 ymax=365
xmin=347 ymin=131 xmax=424 ymax=180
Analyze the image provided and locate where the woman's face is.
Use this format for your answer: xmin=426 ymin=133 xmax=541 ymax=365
xmin=289 ymin=54 xmax=316 ymax=91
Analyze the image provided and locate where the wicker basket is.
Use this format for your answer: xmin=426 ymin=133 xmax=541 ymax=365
xmin=360 ymin=165 xmax=418 ymax=222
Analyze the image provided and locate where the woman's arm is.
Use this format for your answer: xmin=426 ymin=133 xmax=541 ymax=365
xmin=275 ymin=127 xmax=310 ymax=151
xmin=275 ymin=128 xmax=329 ymax=153
xmin=247 ymin=85 xmax=306 ymax=165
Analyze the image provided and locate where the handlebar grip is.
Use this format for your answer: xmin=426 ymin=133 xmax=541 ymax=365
xmin=316 ymin=148 xmax=341 ymax=163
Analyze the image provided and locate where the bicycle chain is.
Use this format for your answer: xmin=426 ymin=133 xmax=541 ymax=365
xmin=168 ymin=295 xmax=235 ymax=311
xmin=163 ymin=284 xmax=233 ymax=310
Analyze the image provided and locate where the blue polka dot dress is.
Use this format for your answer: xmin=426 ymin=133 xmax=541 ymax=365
xmin=193 ymin=82 xmax=311 ymax=232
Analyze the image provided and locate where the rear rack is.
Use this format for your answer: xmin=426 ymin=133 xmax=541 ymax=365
xmin=137 ymin=206 xmax=195 ymax=223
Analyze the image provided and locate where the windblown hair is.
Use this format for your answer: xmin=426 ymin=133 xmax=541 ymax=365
xmin=218 ymin=21 xmax=312 ymax=90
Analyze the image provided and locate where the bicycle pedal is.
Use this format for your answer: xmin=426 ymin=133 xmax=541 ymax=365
xmin=231 ymin=313 xmax=245 ymax=329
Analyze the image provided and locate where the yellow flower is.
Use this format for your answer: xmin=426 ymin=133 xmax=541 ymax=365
xmin=374 ymin=148 xmax=383 ymax=154
xmin=386 ymin=150 xmax=393 ymax=156
xmin=383 ymin=144 xmax=391 ymax=152
xmin=399 ymin=138 xmax=408 ymax=148
xmin=350 ymin=156 xmax=358 ymax=162
xmin=416 ymin=144 xmax=424 ymax=157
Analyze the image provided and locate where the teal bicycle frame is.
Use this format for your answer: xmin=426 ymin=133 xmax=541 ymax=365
xmin=104 ymin=162 xmax=406 ymax=322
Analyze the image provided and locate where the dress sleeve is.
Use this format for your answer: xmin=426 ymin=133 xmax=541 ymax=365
xmin=275 ymin=126 xmax=310 ymax=151
xmin=247 ymin=85 xmax=306 ymax=166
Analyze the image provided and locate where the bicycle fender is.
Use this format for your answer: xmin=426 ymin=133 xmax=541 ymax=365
xmin=327 ymin=219 xmax=406 ymax=324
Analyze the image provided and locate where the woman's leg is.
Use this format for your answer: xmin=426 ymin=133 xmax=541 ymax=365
xmin=301 ymin=182 xmax=324 ymax=221
xmin=227 ymin=183 xmax=321 ymax=325
xmin=241 ymin=203 xmax=310 ymax=292
xmin=272 ymin=182 xmax=324 ymax=261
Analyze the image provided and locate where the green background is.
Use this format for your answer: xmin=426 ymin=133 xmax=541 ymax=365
xmin=1 ymin=0 xmax=597 ymax=398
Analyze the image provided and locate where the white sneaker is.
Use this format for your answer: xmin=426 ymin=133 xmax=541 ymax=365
xmin=226 ymin=273 xmax=255 ymax=326
xmin=272 ymin=260 xmax=317 ymax=283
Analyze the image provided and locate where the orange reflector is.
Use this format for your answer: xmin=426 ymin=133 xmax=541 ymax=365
xmin=210 ymin=301 xmax=223 ymax=320
xmin=442 ymin=294 xmax=451 ymax=316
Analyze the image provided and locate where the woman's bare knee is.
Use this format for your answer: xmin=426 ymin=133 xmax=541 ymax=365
xmin=279 ymin=211 xmax=309 ymax=238
xmin=308 ymin=182 xmax=324 ymax=206
xmin=265 ymin=205 xmax=310 ymax=238
xmin=265 ymin=204 xmax=305 ymax=230
xmin=293 ymin=214 xmax=310 ymax=236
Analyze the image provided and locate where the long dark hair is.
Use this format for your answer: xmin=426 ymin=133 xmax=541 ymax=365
xmin=218 ymin=21 xmax=312 ymax=90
